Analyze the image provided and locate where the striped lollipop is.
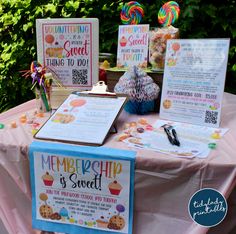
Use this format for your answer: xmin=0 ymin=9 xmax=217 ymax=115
xmin=158 ymin=1 xmax=180 ymax=27
xmin=120 ymin=1 xmax=144 ymax=25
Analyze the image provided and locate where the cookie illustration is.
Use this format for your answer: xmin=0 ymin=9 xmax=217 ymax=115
xmin=163 ymin=99 xmax=172 ymax=109
xmin=39 ymin=204 xmax=53 ymax=219
xmin=52 ymin=113 xmax=75 ymax=124
xmin=108 ymin=215 xmax=125 ymax=230
xmin=50 ymin=212 xmax=61 ymax=220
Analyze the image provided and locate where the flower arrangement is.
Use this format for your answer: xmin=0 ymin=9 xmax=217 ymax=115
xmin=21 ymin=61 xmax=62 ymax=112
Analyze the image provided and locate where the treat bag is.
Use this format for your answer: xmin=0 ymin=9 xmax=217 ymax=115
xmin=149 ymin=26 xmax=179 ymax=70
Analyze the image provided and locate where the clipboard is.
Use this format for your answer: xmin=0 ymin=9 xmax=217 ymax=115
xmin=34 ymin=82 xmax=127 ymax=146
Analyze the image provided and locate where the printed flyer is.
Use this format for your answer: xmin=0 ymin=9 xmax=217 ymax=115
xmin=160 ymin=39 xmax=230 ymax=127
xmin=30 ymin=141 xmax=136 ymax=234
xmin=34 ymin=93 xmax=127 ymax=145
xmin=117 ymin=24 xmax=149 ymax=68
xmin=36 ymin=18 xmax=99 ymax=90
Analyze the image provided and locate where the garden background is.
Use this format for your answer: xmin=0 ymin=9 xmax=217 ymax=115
xmin=0 ymin=0 xmax=235 ymax=113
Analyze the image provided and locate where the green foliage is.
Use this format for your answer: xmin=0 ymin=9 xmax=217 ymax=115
xmin=0 ymin=0 xmax=235 ymax=112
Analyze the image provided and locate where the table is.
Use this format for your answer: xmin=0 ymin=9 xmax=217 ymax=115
xmin=0 ymin=92 xmax=236 ymax=234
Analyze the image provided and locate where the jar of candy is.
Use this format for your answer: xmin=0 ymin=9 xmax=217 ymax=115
xmin=149 ymin=26 xmax=179 ymax=70
xmin=99 ymin=53 xmax=115 ymax=69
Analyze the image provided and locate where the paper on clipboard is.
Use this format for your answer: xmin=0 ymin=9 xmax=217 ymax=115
xmin=34 ymin=89 xmax=127 ymax=146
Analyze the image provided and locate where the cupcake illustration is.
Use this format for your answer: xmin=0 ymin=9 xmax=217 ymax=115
xmin=120 ymin=36 xmax=127 ymax=47
xmin=45 ymin=39 xmax=64 ymax=58
xmin=42 ymin=172 xmax=54 ymax=186
xmin=108 ymin=180 xmax=122 ymax=195
xmin=96 ymin=216 xmax=109 ymax=228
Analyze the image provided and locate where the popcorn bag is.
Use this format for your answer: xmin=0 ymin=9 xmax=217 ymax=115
xmin=149 ymin=26 xmax=179 ymax=70
xmin=114 ymin=66 xmax=160 ymax=115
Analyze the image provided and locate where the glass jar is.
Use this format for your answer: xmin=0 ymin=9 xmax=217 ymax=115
xmin=99 ymin=53 xmax=115 ymax=69
xmin=35 ymin=87 xmax=51 ymax=113
xmin=149 ymin=26 xmax=179 ymax=70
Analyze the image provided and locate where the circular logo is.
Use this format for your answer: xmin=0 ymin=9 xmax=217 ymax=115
xmin=188 ymin=188 xmax=227 ymax=227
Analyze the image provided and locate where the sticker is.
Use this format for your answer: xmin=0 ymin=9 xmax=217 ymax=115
xmin=188 ymin=188 xmax=227 ymax=227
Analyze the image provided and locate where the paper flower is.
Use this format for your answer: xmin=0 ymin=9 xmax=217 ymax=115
xmin=21 ymin=61 xmax=63 ymax=111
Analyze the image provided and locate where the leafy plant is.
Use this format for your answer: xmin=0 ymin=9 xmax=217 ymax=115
xmin=0 ymin=0 xmax=235 ymax=112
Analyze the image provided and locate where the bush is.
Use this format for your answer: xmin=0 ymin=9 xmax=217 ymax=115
xmin=0 ymin=0 xmax=235 ymax=112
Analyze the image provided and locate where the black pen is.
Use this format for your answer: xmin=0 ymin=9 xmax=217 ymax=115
xmin=164 ymin=127 xmax=175 ymax=145
xmin=172 ymin=128 xmax=180 ymax=146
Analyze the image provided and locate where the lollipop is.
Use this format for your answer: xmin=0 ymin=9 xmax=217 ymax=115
xmin=116 ymin=204 xmax=125 ymax=215
xmin=120 ymin=1 xmax=144 ymax=25
xmin=172 ymin=42 xmax=180 ymax=52
xmin=158 ymin=1 xmax=180 ymax=27
xmin=39 ymin=193 xmax=48 ymax=202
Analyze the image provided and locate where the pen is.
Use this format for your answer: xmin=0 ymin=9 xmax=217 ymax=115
xmin=164 ymin=127 xmax=175 ymax=145
xmin=172 ymin=129 xmax=180 ymax=146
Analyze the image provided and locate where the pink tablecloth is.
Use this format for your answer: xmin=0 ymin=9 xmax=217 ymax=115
xmin=0 ymin=93 xmax=236 ymax=234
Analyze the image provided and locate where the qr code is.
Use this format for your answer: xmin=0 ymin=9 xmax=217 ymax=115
xmin=204 ymin=110 xmax=218 ymax=124
xmin=72 ymin=69 xmax=88 ymax=85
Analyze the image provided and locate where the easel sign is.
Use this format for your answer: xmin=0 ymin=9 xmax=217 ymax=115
xmin=36 ymin=18 xmax=99 ymax=90
xmin=160 ymin=39 xmax=230 ymax=127
xmin=116 ymin=24 xmax=149 ymax=68
xmin=29 ymin=141 xmax=136 ymax=234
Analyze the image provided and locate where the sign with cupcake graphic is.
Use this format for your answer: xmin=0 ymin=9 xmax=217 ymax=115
xmin=30 ymin=141 xmax=136 ymax=234
xmin=36 ymin=18 xmax=99 ymax=90
xmin=117 ymin=24 xmax=149 ymax=68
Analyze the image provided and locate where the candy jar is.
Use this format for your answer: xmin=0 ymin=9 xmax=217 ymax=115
xmin=149 ymin=26 xmax=179 ymax=70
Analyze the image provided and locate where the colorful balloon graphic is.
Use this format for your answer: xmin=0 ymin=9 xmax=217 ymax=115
xmin=59 ymin=207 xmax=69 ymax=218
xmin=45 ymin=34 xmax=55 ymax=44
xmin=69 ymin=98 xmax=86 ymax=112
xmin=172 ymin=42 xmax=180 ymax=52
xmin=70 ymin=99 xmax=86 ymax=108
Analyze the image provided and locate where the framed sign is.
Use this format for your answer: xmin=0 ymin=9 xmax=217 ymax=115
xmin=160 ymin=39 xmax=230 ymax=127
xmin=36 ymin=18 xmax=99 ymax=90
xmin=30 ymin=141 xmax=136 ymax=234
xmin=116 ymin=24 xmax=149 ymax=68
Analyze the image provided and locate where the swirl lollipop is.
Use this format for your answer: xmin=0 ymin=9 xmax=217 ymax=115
xmin=120 ymin=1 xmax=144 ymax=25
xmin=158 ymin=1 xmax=180 ymax=27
